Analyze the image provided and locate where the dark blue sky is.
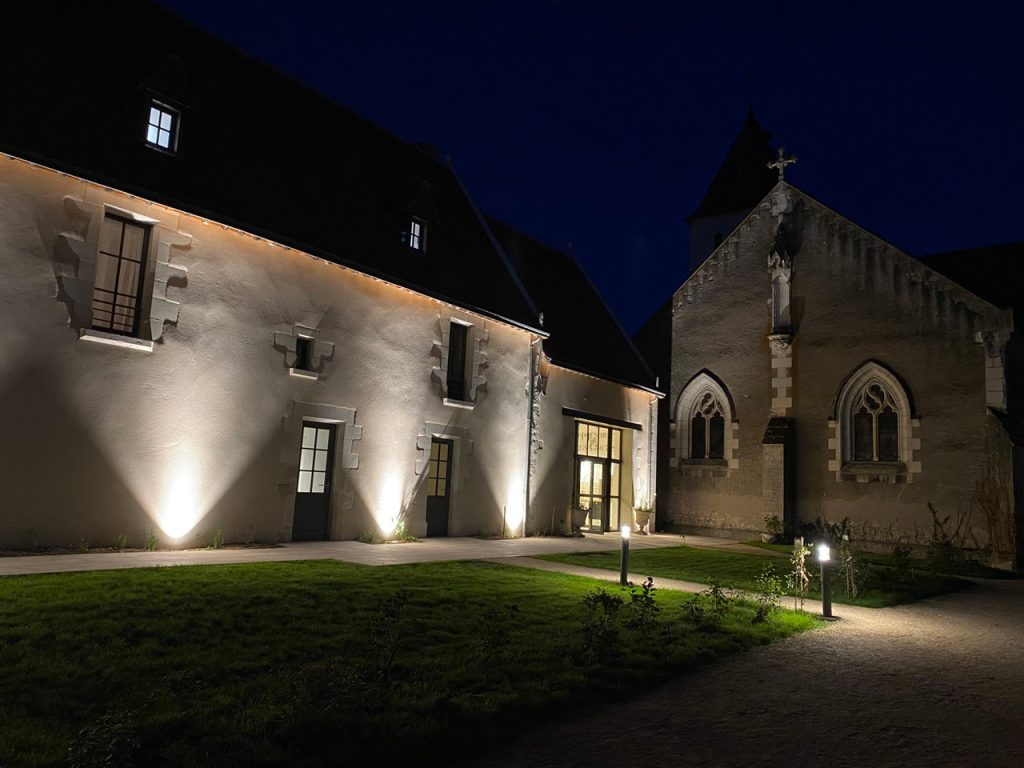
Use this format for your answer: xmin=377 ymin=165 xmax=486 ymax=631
xmin=158 ymin=1 xmax=1024 ymax=333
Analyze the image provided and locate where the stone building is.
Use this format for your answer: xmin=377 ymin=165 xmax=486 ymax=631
xmin=643 ymin=112 xmax=1022 ymax=566
xmin=0 ymin=1 xmax=658 ymax=549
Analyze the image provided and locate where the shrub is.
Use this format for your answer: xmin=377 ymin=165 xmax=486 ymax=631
xmin=625 ymin=577 xmax=660 ymax=632
xmin=788 ymin=537 xmax=811 ymax=611
xmin=209 ymin=526 xmax=224 ymax=550
xmin=113 ymin=534 xmax=128 ymax=551
xmin=683 ymin=578 xmax=730 ymax=629
xmin=577 ymin=588 xmax=624 ymax=665
xmin=838 ymin=534 xmax=860 ymax=598
xmin=752 ymin=563 xmax=783 ymax=623
xmin=358 ymin=530 xmax=380 ymax=544
xmin=145 ymin=531 xmax=158 ymax=552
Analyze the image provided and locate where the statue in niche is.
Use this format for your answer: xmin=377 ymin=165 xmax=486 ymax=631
xmin=768 ymin=222 xmax=793 ymax=333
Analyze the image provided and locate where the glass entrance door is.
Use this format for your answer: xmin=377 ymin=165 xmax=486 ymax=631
xmin=573 ymin=422 xmax=622 ymax=532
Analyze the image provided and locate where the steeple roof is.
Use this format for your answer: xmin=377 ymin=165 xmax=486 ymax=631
xmin=687 ymin=110 xmax=778 ymax=223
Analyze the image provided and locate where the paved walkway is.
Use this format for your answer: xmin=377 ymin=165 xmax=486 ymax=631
xmin=0 ymin=532 xmax=709 ymax=576
xmin=462 ymin=574 xmax=1024 ymax=768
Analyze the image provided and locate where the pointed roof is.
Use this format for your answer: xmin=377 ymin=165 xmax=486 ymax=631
xmin=687 ymin=110 xmax=778 ymax=223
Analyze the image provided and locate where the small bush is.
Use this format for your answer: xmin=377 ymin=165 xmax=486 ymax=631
xmin=208 ymin=526 xmax=224 ymax=550
xmin=577 ymin=588 xmax=624 ymax=665
xmin=683 ymin=578 xmax=730 ymax=629
xmin=113 ymin=534 xmax=128 ymax=552
xmin=145 ymin=531 xmax=158 ymax=552
xmin=625 ymin=577 xmax=660 ymax=632
xmin=357 ymin=530 xmax=380 ymax=544
xmin=393 ymin=521 xmax=417 ymax=542
xmin=752 ymin=563 xmax=783 ymax=623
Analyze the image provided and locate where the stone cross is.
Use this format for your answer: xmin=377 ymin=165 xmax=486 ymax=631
xmin=768 ymin=146 xmax=797 ymax=180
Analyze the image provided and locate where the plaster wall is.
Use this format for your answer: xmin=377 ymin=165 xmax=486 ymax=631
xmin=0 ymin=157 xmax=532 ymax=548
xmin=669 ymin=185 xmax=1014 ymax=553
xmin=530 ymin=362 xmax=656 ymax=535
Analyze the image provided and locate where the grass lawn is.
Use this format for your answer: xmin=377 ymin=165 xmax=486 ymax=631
xmin=743 ymin=540 xmax=1020 ymax=579
xmin=0 ymin=560 xmax=817 ymax=768
xmin=539 ymin=544 xmax=967 ymax=608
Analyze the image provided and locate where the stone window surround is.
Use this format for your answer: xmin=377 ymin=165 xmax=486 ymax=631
xmin=274 ymin=323 xmax=335 ymax=380
xmin=671 ymin=371 xmax=739 ymax=471
xmin=828 ymin=361 xmax=921 ymax=483
xmin=431 ymin=314 xmax=488 ymax=406
xmin=57 ymin=195 xmax=190 ymax=343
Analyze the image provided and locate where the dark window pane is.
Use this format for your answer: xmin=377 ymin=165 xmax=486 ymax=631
xmin=295 ymin=337 xmax=312 ymax=371
xmin=878 ymin=408 xmax=899 ymax=462
xmin=447 ymin=322 xmax=468 ymax=400
xmin=709 ymin=415 xmax=725 ymax=459
xmin=691 ymin=415 xmax=706 ymax=459
xmin=853 ymin=410 xmax=873 ymax=461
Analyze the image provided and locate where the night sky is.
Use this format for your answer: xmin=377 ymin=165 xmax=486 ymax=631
xmin=156 ymin=1 xmax=1024 ymax=333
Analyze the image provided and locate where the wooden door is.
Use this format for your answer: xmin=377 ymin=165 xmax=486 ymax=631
xmin=292 ymin=422 xmax=336 ymax=541
xmin=425 ymin=437 xmax=453 ymax=537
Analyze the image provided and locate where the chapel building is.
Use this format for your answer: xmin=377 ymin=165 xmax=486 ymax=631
xmin=639 ymin=112 xmax=1022 ymax=568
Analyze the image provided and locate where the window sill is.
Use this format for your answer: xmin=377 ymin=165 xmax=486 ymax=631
xmin=289 ymin=368 xmax=318 ymax=380
xmin=79 ymin=329 xmax=153 ymax=352
xmin=841 ymin=461 xmax=906 ymax=475
xmin=443 ymin=397 xmax=474 ymax=411
xmin=679 ymin=458 xmax=728 ymax=467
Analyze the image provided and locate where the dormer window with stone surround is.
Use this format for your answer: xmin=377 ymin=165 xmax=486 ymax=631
xmin=145 ymin=101 xmax=179 ymax=153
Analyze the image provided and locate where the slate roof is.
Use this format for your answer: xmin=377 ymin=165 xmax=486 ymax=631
xmin=0 ymin=0 xmax=541 ymax=333
xmin=687 ymin=110 xmax=778 ymax=223
xmin=923 ymin=242 xmax=1024 ymax=313
xmin=487 ymin=218 xmax=660 ymax=393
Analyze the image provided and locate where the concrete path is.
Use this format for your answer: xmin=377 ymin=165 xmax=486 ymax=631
xmin=462 ymin=573 xmax=1024 ymax=768
xmin=0 ymin=532 xmax=700 ymax=576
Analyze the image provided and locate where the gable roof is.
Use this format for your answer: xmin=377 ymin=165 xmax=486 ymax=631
xmin=680 ymin=182 xmax=1010 ymax=331
xmin=923 ymin=242 xmax=1024 ymax=312
xmin=487 ymin=218 xmax=660 ymax=394
xmin=687 ymin=110 xmax=778 ymax=223
xmin=0 ymin=0 xmax=542 ymax=334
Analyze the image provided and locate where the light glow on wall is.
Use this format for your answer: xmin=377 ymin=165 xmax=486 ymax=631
xmin=376 ymin=472 xmax=403 ymax=537
xmin=504 ymin=476 xmax=524 ymax=536
xmin=159 ymin=451 xmax=202 ymax=539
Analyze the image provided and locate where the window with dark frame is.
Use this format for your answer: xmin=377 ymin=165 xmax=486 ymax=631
xmin=689 ymin=391 xmax=725 ymax=460
xmin=409 ymin=217 xmax=426 ymax=251
xmin=297 ymin=424 xmax=332 ymax=494
xmin=145 ymin=101 xmax=179 ymax=152
xmin=851 ymin=382 xmax=900 ymax=462
xmin=295 ymin=336 xmax=313 ymax=372
xmin=446 ymin=321 xmax=468 ymax=401
xmin=92 ymin=213 xmax=150 ymax=337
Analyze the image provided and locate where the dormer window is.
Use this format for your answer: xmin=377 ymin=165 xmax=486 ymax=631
xmin=145 ymin=101 xmax=179 ymax=152
xmin=409 ymin=218 xmax=426 ymax=252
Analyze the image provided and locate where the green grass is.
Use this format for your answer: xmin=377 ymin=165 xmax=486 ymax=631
xmin=743 ymin=540 xmax=1020 ymax=579
xmin=0 ymin=560 xmax=817 ymax=768
xmin=539 ymin=545 xmax=967 ymax=608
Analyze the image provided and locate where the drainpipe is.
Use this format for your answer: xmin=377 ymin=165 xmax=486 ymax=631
xmin=524 ymin=334 xmax=541 ymax=537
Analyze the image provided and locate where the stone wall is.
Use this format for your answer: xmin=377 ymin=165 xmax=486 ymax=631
xmin=0 ymin=156 xmax=532 ymax=548
xmin=668 ymin=182 xmax=1014 ymax=555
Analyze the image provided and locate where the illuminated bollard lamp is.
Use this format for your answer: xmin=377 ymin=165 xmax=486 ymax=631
xmin=620 ymin=524 xmax=631 ymax=586
xmin=818 ymin=542 xmax=834 ymax=619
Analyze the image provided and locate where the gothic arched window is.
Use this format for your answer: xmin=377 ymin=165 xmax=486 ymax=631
xmin=834 ymin=362 xmax=913 ymax=469
xmin=690 ymin=392 xmax=725 ymax=459
xmin=676 ymin=371 xmax=735 ymax=467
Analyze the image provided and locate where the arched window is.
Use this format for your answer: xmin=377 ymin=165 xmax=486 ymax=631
xmin=676 ymin=371 xmax=736 ymax=466
xmin=690 ymin=391 xmax=725 ymax=459
xmin=834 ymin=362 xmax=913 ymax=468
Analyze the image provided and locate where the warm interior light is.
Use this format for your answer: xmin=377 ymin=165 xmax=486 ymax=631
xmin=621 ymin=524 xmax=631 ymax=540
xmin=818 ymin=542 xmax=831 ymax=562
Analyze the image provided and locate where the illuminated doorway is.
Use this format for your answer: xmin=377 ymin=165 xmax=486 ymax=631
xmin=573 ymin=421 xmax=622 ymax=532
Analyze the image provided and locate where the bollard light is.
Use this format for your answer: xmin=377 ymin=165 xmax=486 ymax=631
xmin=818 ymin=541 xmax=833 ymax=619
xmin=619 ymin=524 xmax=631 ymax=585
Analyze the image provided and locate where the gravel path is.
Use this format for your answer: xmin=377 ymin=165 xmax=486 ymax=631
xmin=465 ymin=576 xmax=1024 ymax=768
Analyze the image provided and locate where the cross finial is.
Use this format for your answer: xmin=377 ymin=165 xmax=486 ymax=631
xmin=768 ymin=146 xmax=797 ymax=180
